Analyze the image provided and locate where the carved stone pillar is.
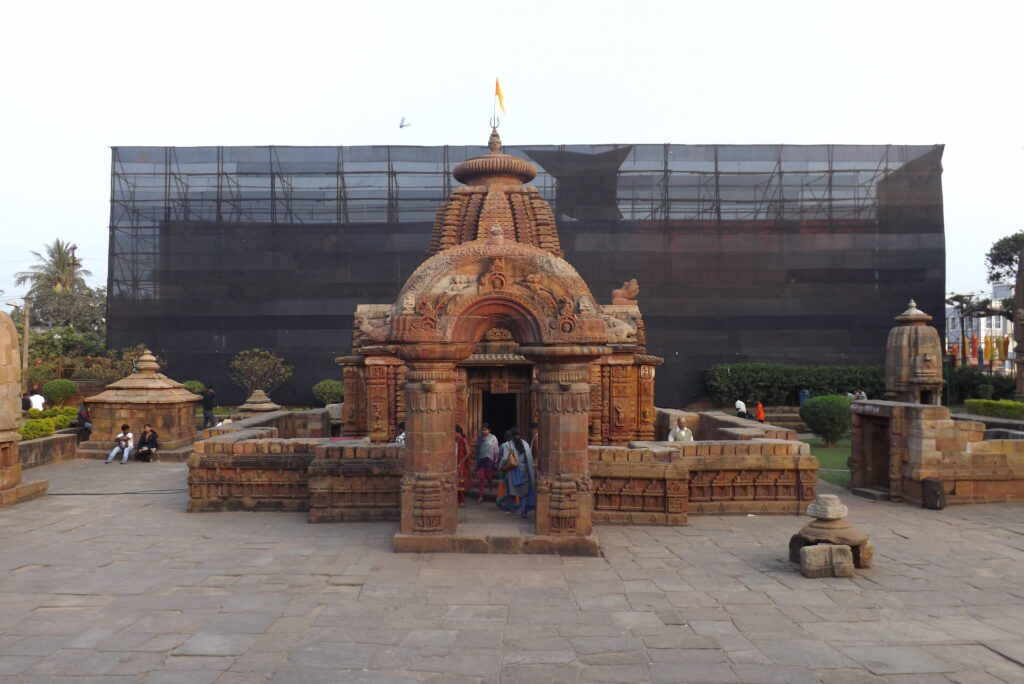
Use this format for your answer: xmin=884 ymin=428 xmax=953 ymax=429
xmin=398 ymin=359 xmax=460 ymax=535
xmin=522 ymin=345 xmax=609 ymax=538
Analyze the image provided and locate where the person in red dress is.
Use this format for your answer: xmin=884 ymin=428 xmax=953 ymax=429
xmin=455 ymin=425 xmax=471 ymax=507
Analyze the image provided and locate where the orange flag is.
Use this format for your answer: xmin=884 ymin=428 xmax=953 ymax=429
xmin=495 ymin=78 xmax=506 ymax=114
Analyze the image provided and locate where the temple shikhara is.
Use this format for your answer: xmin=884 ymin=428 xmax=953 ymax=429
xmin=338 ymin=129 xmax=660 ymax=448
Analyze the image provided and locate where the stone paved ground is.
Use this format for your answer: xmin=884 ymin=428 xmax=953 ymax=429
xmin=2 ymin=461 xmax=1024 ymax=683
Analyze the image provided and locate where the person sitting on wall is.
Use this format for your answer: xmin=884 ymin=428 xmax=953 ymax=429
xmin=73 ymin=404 xmax=93 ymax=438
xmin=136 ymin=424 xmax=158 ymax=462
xmin=669 ymin=415 xmax=694 ymax=442
xmin=29 ymin=389 xmax=45 ymax=411
xmin=106 ymin=424 xmax=134 ymax=464
xmin=395 ymin=421 xmax=406 ymax=445
xmin=200 ymin=387 xmax=217 ymax=429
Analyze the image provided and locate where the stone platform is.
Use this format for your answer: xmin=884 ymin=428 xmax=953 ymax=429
xmin=393 ymin=501 xmax=601 ymax=556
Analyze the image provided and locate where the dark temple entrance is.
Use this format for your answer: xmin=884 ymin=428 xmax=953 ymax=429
xmin=863 ymin=417 xmax=891 ymax=490
xmin=482 ymin=391 xmax=517 ymax=442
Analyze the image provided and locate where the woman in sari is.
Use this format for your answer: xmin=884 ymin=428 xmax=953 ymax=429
xmin=455 ymin=425 xmax=471 ymax=507
xmin=497 ymin=427 xmax=536 ymax=518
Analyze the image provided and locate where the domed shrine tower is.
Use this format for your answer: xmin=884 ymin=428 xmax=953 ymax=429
xmin=337 ymin=129 xmax=663 ymax=545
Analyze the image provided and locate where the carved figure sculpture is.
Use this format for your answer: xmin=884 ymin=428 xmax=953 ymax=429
xmin=602 ymin=314 xmax=637 ymax=342
xmin=611 ymin=279 xmax=639 ymax=305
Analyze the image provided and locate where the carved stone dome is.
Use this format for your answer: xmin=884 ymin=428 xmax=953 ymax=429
xmin=427 ymin=129 xmax=562 ymax=258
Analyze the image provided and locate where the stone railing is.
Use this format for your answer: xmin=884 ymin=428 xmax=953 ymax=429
xmin=308 ymin=442 xmax=404 ymax=522
xmin=18 ymin=432 xmax=78 ymax=469
xmin=590 ymin=439 xmax=818 ymax=521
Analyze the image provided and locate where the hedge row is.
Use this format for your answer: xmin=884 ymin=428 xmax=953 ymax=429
xmin=963 ymin=399 xmax=1024 ymax=421
xmin=20 ymin=418 xmax=56 ymax=440
xmin=706 ymin=363 xmax=884 ymax=406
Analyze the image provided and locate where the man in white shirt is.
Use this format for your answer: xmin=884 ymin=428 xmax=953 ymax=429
xmin=28 ymin=390 xmax=45 ymax=411
xmin=734 ymin=399 xmax=747 ymax=418
xmin=668 ymin=416 xmax=694 ymax=442
xmin=106 ymin=424 xmax=134 ymax=464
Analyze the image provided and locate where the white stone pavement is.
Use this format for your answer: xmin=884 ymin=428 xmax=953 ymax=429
xmin=1 ymin=460 xmax=1023 ymax=683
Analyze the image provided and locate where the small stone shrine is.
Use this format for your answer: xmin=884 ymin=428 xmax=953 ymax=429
xmin=884 ymin=299 xmax=943 ymax=405
xmin=0 ymin=311 xmax=48 ymax=506
xmin=851 ymin=302 xmax=1024 ymax=504
xmin=80 ymin=350 xmax=200 ymax=460
xmin=235 ymin=389 xmax=281 ymax=418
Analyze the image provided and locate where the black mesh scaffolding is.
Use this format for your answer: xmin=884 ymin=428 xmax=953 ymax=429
xmin=109 ymin=143 xmax=945 ymax=406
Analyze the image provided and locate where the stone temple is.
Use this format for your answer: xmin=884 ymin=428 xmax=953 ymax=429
xmin=187 ymin=130 xmax=819 ymax=555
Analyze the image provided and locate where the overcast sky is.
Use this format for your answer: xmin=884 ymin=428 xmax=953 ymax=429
xmin=1 ymin=0 xmax=1021 ymax=312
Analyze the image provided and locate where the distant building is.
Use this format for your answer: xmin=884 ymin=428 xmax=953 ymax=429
xmin=107 ymin=142 xmax=945 ymax=405
xmin=945 ymin=283 xmax=1015 ymax=372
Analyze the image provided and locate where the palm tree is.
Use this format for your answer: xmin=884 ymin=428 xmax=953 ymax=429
xmin=15 ymin=239 xmax=91 ymax=296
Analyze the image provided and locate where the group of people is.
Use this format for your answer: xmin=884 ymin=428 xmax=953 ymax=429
xmin=20 ymin=389 xmax=45 ymax=411
xmin=453 ymin=422 xmax=539 ymax=519
xmin=847 ymin=389 xmax=868 ymax=400
xmin=105 ymin=423 xmax=159 ymax=464
xmin=734 ymin=399 xmax=766 ymax=422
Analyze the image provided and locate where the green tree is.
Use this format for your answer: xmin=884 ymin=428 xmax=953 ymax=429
xmin=985 ymin=230 xmax=1024 ymax=284
xmin=229 ymin=349 xmax=293 ymax=397
xmin=799 ymin=395 xmax=852 ymax=447
xmin=15 ymin=239 xmax=91 ymax=297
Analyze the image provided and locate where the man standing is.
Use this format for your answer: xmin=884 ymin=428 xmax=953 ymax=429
xmin=28 ymin=389 xmax=45 ymax=411
xmin=200 ymin=387 xmax=217 ymax=429
xmin=106 ymin=424 xmax=134 ymax=464
xmin=668 ymin=416 xmax=694 ymax=442
xmin=475 ymin=423 xmax=499 ymax=504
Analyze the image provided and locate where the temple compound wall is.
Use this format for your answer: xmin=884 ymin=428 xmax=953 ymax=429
xmin=851 ymin=401 xmax=1024 ymax=504
xmin=188 ymin=408 xmax=817 ymax=527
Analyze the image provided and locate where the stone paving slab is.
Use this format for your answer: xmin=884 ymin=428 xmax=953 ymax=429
xmin=1 ymin=459 xmax=1023 ymax=682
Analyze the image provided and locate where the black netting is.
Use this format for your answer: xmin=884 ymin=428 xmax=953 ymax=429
xmin=108 ymin=144 xmax=945 ymax=406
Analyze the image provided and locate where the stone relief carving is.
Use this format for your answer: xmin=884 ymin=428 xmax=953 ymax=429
xmin=602 ymin=314 xmax=637 ymax=343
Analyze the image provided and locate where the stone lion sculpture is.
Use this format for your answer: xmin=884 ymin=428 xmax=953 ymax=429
xmin=611 ymin=279 xmax=639 ymax=305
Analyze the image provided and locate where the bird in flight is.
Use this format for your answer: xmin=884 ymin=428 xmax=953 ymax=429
xmin=399 ymin=117 xmax=411 ymax=128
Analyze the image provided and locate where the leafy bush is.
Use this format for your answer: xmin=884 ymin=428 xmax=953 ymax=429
xmin=229 ymin=349 xmax=293 ymax=397
xmin=706 ymin=363 xmax=884 ymax=406
xmin=312 ymin=379 xmax=345 ymax=406
xmin=944 ymin=365 xmax=1015 ymax=404
xmin=19 ymin=418 xmax=55 ymax=440
xmin=37 ymin=407 xmax=78 ymax=420
xmin=42 ymin=379 xmax=78 ymax=407
xmin=182 ymin=380 xmax=205 ymax=395
xmin=799 ymin=395 xmax=852 ymax=447
xmin=963 ymin=399 xmax=1024 ymax=421
xmin=50 ymin=413 xmax=72 ymax=429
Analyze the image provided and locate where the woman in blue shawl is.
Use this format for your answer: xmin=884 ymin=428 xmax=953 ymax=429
xmin=497 ymin=427 xmax=536 ymax=518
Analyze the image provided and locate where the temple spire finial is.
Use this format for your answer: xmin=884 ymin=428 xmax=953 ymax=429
xmin=488 ymin=126 xmax=502 ymax=154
